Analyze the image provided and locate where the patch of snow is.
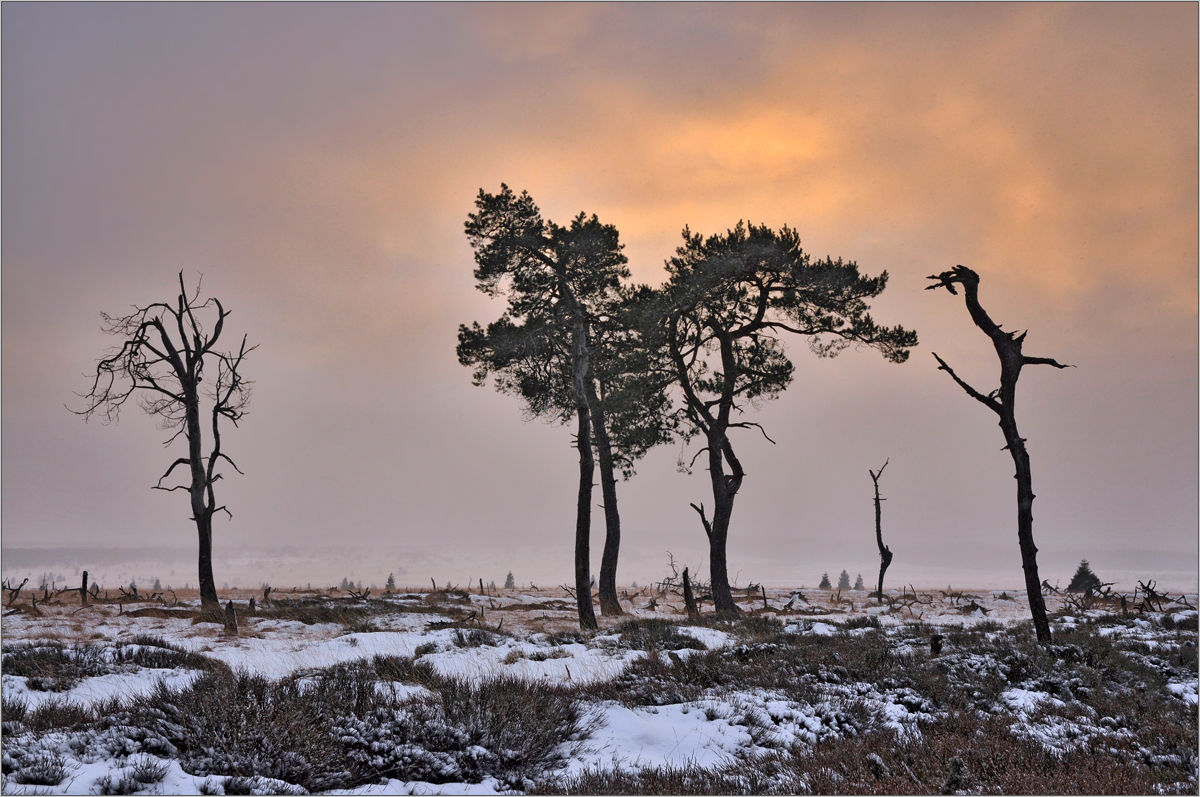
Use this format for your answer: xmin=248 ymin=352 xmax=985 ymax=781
xmin=565 ymin=701 xmax=751 ymax=771
xmin=1000 ymin=687 xmax=1065 ymax=717
xmin=809 ymin=622 xmax=837 ymax=636
xmin=2 ymin=668 xmax=202 ymax=711
xmin=329 ymin=775 xmax=507 ymax=795
xmin=675 ymin=626 xmax=733 ymax=649
xmin=1167 ymin=679 xmax=1198 ymax=706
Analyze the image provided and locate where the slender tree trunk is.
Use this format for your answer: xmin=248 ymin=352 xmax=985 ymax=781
xmin=871 ymin=462 xmax=893 ymax=601
xmin=184 ymin=388 xmax=220 ymax=610
xmin=588 ymin=388 xmax=624 ymax=616
xmin=928 ymin=267 xmax=1066 ymax=645
xmin=571 ymin=322 xmax=598 ymax=630
xmin=1002 ymin=417 xmax=1052 ymax=642
xmin=706 ymin=441 xmax=739 ymax=616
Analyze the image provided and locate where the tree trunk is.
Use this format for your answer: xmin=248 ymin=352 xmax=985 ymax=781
xmin=871 ymin=462 xmax=893 ymax=601
xmin=1002 ymin=418 xmax=1052 ymax=643
xmin=571 ymin=321 xmax=598 ymax=631
xmin=588 ymin=390 xmax=624 ymax=616
xmin=196 ymin=511 xmax=219 ymax=609
xmin=706 ymin=443 xmax=740 ymax=616
xmin=184 ymin=388 xmax=220 ymax=611
xmin=929 ymin=266 xmax=1068 ymax=646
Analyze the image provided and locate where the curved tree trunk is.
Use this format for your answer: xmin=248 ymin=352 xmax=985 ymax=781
xmin=589 ymin=393 xmax=624 ymax=616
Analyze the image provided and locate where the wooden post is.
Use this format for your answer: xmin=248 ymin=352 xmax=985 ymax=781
xmin=760 ymin=584 xmax=769 ymax=612
xmin=224 ymin=600 xmax=238 ymax=635
xmin=80 ymin=571 xmax=89 ymax=606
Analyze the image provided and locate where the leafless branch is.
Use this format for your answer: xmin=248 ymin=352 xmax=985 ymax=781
xmin=931 ymin=352 xmax=1001 ymax=414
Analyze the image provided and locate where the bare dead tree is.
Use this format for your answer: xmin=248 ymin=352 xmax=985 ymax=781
xmin=73 ymin=272 xmax=256 ymax=612
xmin=3 ymin=578 xmax=29 ymax=606
xmin=927 ymin=265 xmax=1071 ymax=643
xmin=869 ymin=459 xmax=893 ymax=602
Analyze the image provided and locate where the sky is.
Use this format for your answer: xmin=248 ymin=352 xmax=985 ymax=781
xmin=3 ymin=4 xmax=1197 ymax=592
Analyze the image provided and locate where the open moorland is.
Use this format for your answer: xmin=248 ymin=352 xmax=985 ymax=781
xmin=2 ymin=582 xmax=1196 ymax=795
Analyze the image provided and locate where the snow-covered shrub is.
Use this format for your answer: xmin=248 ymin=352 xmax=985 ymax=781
xmin=614 ymin=618 xmax=708 ymax=652
xmin=333 ymin=702 xmax=490 ymax=783
xmin=10 ymin=751 xmax=70 ymax=786
xmin=437 ymin=674 xmax=583 ymax=778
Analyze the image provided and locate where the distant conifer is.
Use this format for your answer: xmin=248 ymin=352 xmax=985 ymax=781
xmin=1067 ymin=560 xmax=1102 ymax=593
xmin=819 ymin=572 xmax=832 ymax=589
xmin=854 ymin=573 xmax=865 ymax=590
xmin=505 ymin=572 xmax=515 ymax=589
xmin=838 ymin=570 xmax=852 ymax=590
xmin=385 ymin=573 xmax=396 ymax=592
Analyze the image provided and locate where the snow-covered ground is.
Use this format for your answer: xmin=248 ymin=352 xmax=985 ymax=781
xmin=2 ymin=585 xmax=1196 ymax=794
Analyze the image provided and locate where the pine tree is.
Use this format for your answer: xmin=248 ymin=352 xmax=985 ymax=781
xmin=854 ymin=573 xmax=865 ymax=590
xmin=660 ymin=223 xmax=915 ymax=615
xmin=819 ymin=572 xmax=832 ymax=589
xmin=504 ymin=572 xmax=515 ymax=589
xmin=838 ymin=570 xmax=851 ymax=590
xmin=1067 ymin=560 xmax=1102 ymax=593
xmin=385 ymin=573 xmax=396 ymax=592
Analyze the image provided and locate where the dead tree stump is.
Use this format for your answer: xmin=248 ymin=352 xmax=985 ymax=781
xmin=80 ymin=571 xmax=89 ymax=606
xmin=682 ymin=567 xmax=699 ymax=619
xmin=224 ymin=600 xmax=238 ymax=635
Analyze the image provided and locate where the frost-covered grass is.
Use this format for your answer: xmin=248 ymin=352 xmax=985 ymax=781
xmin=2 ymin=587 xmax=1196 ymax=794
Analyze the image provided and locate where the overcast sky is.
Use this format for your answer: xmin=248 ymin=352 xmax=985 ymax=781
xmin=3 ymin=4 xmax=1196 ymax=591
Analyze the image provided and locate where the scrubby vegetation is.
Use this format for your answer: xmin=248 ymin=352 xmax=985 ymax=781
xmin=2 ymin=592 xmax=1196 ymax=794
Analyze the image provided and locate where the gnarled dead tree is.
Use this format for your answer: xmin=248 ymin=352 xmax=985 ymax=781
xmin=869 ymin=459 xmax=893 ymax=602
xmin=73 ymin=273 xmax=255 ymax=611
xmin=927 ymin=265 xmax=1071 ymax=643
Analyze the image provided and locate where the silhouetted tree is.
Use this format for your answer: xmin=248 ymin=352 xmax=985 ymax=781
xmin=928 ymin=265 xmax=1072 ymax=643
xmin=837 ymin=570 xmax=852 ymax=590
xmin=660 ymin=223 xmax=917 ymax=614
xmin=74 ymin=273 xmax=254 ymax=612
xmin=854 ymin=573 xmax=865 ymax=590
xmin=459 ymin=185 xmax=642 ymax=629
xmin=819 ymin=572 xmax=832 ymax=589
xmin=385 ymin=573 xmax=396 ymax=592
xmin=870 ymin=459 xmax=894 ymax=600
xmin=504 ymin=571 xmax=515 ymax=589
xmin=1067 ymin=560 xmax=1102 ymax=594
